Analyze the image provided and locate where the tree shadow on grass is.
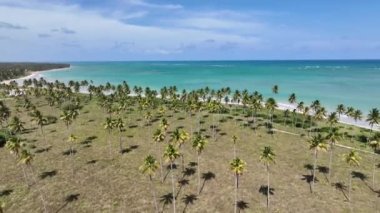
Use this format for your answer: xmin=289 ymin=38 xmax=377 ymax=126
xmin=62 ymin=149 xmax=76 ymax=156
xmin=176 ymin=179 xmax=189 ymax=199
xmin=80 ymin=136 xmax=97 ymax=145
xmin=121 ymin=145 xmax=139 ymax=154
xmin=55 ymin=193 xmax=80 ymax=213
xmin=35 ymin=146 xmax=52 ymax=154
xmin=0 ymin=189 xmax=13 ymax=197
xmin=332 ymin=182 xmax=349 ymax=201
xmin=352 ymin=171 xmax=373 ymax=191
xmin=40 ymin=170 xmax=57 ymax=179
xmin=200 ymin=171 xmax=216 ymax=194
xmin=182 ymin=167 xmax=196 ymax=178
xmin=237 ymin=200 xmax=249 ymax=212
xmin=301 ymin=175 xmax=318 ymax=193
xmin=188 ymin=162 xmax=197 ymax=167
xmin=259 ymin=185 xmax=275 ymax=196
xmin=182 ymin=194 xmax=197 ymax=213
xmin=160 ymin=193 xmax=173 ymax=211
xmin=318 ymin=166 xmax=329 ymax=182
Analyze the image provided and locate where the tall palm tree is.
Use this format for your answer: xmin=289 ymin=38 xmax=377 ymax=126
xmin=230 ymin=157 xmax=246 ymax=213
xmin=327 ymin=112 xmax=339 ymax=131
xmin=272 ymin=85 xmax=279 ymax=94
xmin=308 ymin=134 xmax=328 ymax=193
xmin=352 ymin=109 xmax=362 ymax=123
xmin=18 ymin=149 xmax=48 ymax=212
xmin=265 ymin=98 xmax=278 ymax=129
xmin=369 ymin=140 xmax=379 ymax=188
xmin=153 ymin=128 xmax=166 ymax=182
xmin=30 ymin=110 xmax=47 ymax=144
xmin=232 ymin=135 xmax=238 ymax=158
xmin=192 ymin=133 xmax=208 ymax=194
xmin=326 ymin=128 xmax=341 ymax=182
xmin=170 ymin=128 xmax=189 ymax=172
xmin=259 ymin=146 xmax=276 ymax=209
xmin=288 ymin=93 xmax=297 ymax=106
xmin=336 ymin=104 xmax=346 ymax=119
xmin=366 ymin=108 xmax=379 ymax=132
xmin=163 ymin=144 xmax=180 ymax=213
xmin=5 ymin=137 xmax=28 ymax=186
xmin=104 ymin=117 xmax=115 ymax=159
xmin=114 ymin=118 xmax=125 ymax=154
xmin=68 ymin=134 xmax=78 ymax=175
xmin=343 ymin=150 xmax=361 ymax=202
xmin=139 ymin=155 xmax=159 ymax=213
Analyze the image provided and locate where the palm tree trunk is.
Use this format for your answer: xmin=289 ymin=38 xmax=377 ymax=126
xmin=234 ymin=174 xmax=238 ymax=213
xmin=181 ymin=154 xmax=185 ymax=172
xmin=108 ymin=131 xmax=112 ymax=159
xmin=158 ymin=145 xmax=164 ymax=183
xmin=149 ymin=175 xmax=159 ymax=213
xmin=312 ymin=149 xmax=317 ymax=193
xmin=29 ymin=165 xmax=48 ymax=213
xmin=372 ymin=155 xmax=376 ymax=189
xmin=328 ymin=144 xmax=334 ymax=182
xmin=119 ymin=131 xmax=123 ymax=154
xmin=197 ymin=153 xmax=201 ymax=194
xmin=170 ymin=162 xmax=176 ymax=213
xmin=234 ymin=144 xmax=236 ymax=159
xmin=348 ymin=170 xmax=352 ymax=202
xmin=267 ymin=164 xmax=270 ymax=210
xmin=20 ymin=164 xmax=29 ymax=187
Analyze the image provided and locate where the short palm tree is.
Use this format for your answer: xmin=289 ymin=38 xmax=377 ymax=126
xmin=192 ymin=133 xmax=208 ymax=194
xmin=170 ymin=128 xmax=189 ymax=172
xmin=259 ymin=146 xmax=276 ymax=209
xmin=139 ymin=155 xmax=159 ymax=213
xmin=308 ymin=134 xmax=328 ymax=193
xmin=336 ymin=104 xmax=345 ymax=119
xmin=8 ymin=116 xmax=25 ymax=135
xmin=230 ymin=157 xmax=246 ymax=213
xmin=353 ymin=109 xmax=362 ymax=123
xmin=163 ymin=144 xmax=180 ymax=213
xmin=343 ymin=150 xmax=361 ymax=202
xmin=30 ymin=110 xmax=48 ymax=144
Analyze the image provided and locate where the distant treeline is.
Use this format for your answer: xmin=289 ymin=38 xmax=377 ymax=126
xmin=0 ymin=63 xmax=70 ymax=81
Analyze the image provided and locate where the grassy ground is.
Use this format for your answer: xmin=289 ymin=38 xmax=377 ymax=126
xmin=0 ymin=95 xmax=379 ymax=213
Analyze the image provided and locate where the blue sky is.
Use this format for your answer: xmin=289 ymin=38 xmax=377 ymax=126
xmin=0 ymin=0 xmax=380 ymax=61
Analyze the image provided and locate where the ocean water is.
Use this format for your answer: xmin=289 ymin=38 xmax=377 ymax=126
xmin=42 ymin=60 xmax=380 ymax=113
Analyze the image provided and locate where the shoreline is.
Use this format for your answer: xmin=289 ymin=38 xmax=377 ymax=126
xmin=1 ymin=67 xmax=378 ymax=131
xmin=1 ymin=67 xmax=71 ymax=84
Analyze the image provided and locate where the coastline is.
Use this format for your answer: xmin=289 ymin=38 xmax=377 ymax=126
xmin=1 ymin=67 xmax=71 ymax=84
xmin=1 ymin=67 xmax=378 ymax=131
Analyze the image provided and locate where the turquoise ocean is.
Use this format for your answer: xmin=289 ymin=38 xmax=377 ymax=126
xmin=43 ymin=60 xmax=380 ymax=113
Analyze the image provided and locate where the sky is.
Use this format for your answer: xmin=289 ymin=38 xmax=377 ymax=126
xmin=0 ymin=0 xmax=380 ymax=61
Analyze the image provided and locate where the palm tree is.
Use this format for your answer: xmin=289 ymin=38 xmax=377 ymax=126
xmin=308 ymin=134 xmax=328 ymax=193
xmin=18 ymin=149 xmax=48 ymax=212
xmin=265 ymin=98 xmax=278 ymax=129
xmin=30 ymin=110 xmax=47 ymax=144
xmin=8 ymin=116 xmax=25 ymax=135
xmin=5 ymin=137 xmax=28 ymax=186
xmin=192 ymin=133 xmax=208 ymax=194
xmin=232 ymin=135 xmax=238 ymax=158
xmin=366 ymin=108 xmax=379 ymax=132
xmin=68 ymin=134 xmax=78 ymax=175
xmin=170 ymin=128 xmax=189 ymax=172
xmin=343 ymin=150 xmax=361 ymax=202
xmin=288 ymin=93 xmax=297 ymax=106
xmin=336 ymin=104 xmax=346 ymax=119
xmin=259 ymin=146 xmax=276 ymax=209
xmin=369 ymin=140 xmax=379 ymax=188
xmin=352 ymin=110 xmax=362 ymax=123
xmin=163 ymin=144 xmax=180 ymax=213
xmin=327 ymin=112 xmax=339 ymax=131
xmin=104 ymin=117 xmax=115 ymax=159
xmin=326 ymin=128 xmax=341 ymax=182
xmin=114 ymin=118 xmax=125 ymax=154
xmin=139 ymin=155 xmax=159 ymax=213
xmin=230 ymin=157 xmax=246 ymax=213
xmin=160 ymin=118 xmax=169 ymax=132
xmin=272 ymin=85 xmax=279 ymax=94
xmin=153 ymin=128 xmax=166 ymax=182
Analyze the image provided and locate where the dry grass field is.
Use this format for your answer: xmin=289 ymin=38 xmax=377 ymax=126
xmin=0 ymin=95 xmax=379 ymax=213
